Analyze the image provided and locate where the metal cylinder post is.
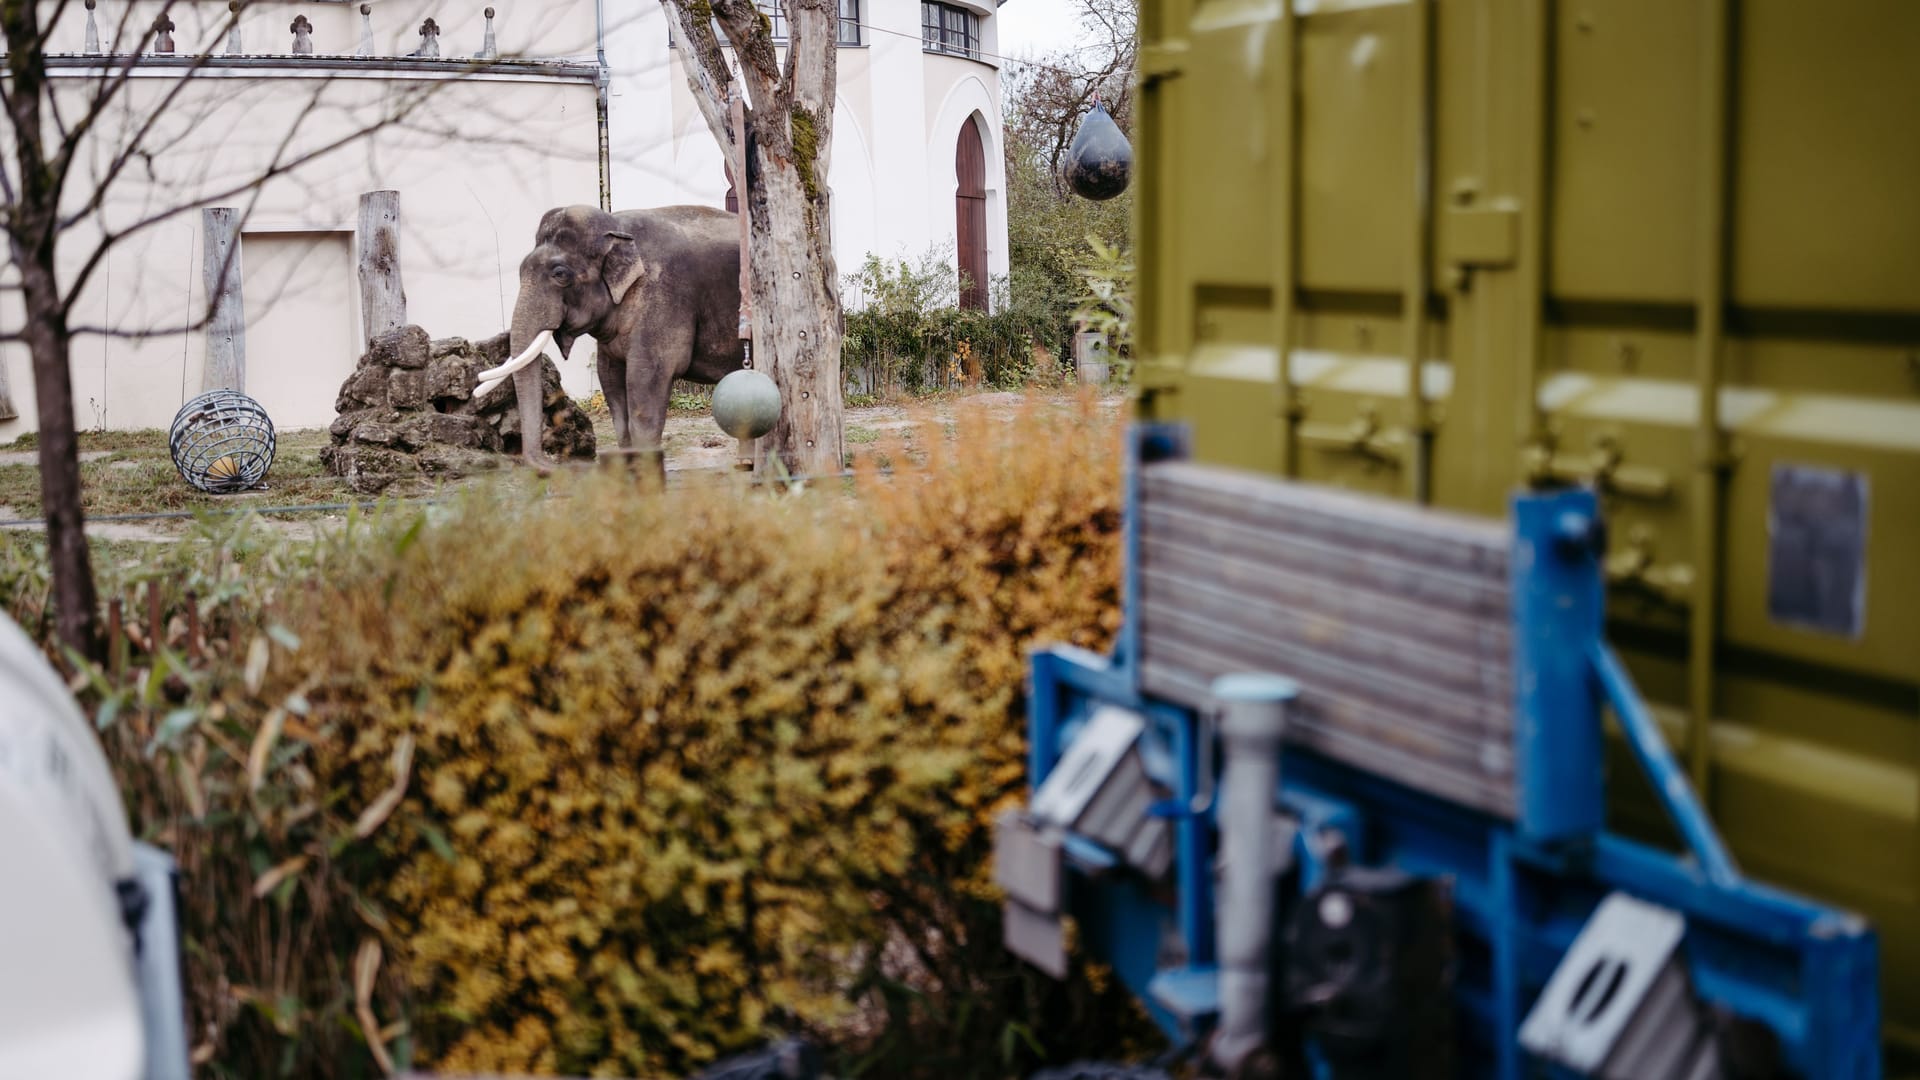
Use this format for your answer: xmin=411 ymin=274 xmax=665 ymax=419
xmin=1210 ymin=672 xmax=1298 ymax=1073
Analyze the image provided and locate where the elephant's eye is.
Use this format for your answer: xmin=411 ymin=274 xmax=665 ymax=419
xmin=550 ymin=266 xmax=573 ymax=287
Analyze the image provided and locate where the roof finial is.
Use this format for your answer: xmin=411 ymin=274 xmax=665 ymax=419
xmin=475 ymin=6 xmax=497 ymax=60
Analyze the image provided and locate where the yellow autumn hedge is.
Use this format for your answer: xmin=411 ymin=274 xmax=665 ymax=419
xmin=242 ymin=394 xmax=1146 ymax=1077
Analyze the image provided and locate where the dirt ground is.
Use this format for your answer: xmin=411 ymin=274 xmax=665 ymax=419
xmin=0 ymin=390 xmax=1125 ymax=546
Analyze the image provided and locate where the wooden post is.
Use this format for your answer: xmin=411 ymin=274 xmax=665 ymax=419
xmin=107 ymin=597 xmax=124 ymax=677
xmin=146 ymin=579 xmax=163 ymax=656
xmin=184 ymin=589 xmax=202 ymax=661
xmin=0 ymin=347 xmax=15 ymax=420
xmin=358 ymin=191 xmax=407 ymax=344
xmin=201 ymin=208 xmax=246 ymax=393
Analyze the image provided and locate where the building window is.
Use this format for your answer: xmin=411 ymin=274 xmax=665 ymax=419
xmin=921 ymin=2 xmax=979 ymax=59
xmin=673 ymin=0 xmax=861 ymax=47
xmin=837 ymin=0 xmax=861 ymax=46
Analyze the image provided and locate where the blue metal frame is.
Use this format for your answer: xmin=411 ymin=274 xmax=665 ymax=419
xmin=1019 ymin=424 xmax=1881 ymax=1078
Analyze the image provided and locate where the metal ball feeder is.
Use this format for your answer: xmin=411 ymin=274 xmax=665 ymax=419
xmin=168 ymin=389 xmax=276 ymax=494
xmin=711 ymin=368 xmax=781 ymax=441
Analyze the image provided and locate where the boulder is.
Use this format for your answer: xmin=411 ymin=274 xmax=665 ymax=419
xmin=337 ymin=365 xmax=389 ymax=410
xmin=389 ymin=368 xmax=428 ymax=410
xmin=427 ymin=355 xmax=476 ymax=404
xmin=327 ymin=445 xmax=417 ymax=495
xmin=367 ymin=325 xmax=432 ymax=370
xmin=323 ymin=324 xmax=595 ymax=487
xmin=352 ymin=422 xmax=403 ymax=448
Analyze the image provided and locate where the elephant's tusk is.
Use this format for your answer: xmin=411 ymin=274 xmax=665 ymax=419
xmin=473 ymin=329 xmax=555 ymax=398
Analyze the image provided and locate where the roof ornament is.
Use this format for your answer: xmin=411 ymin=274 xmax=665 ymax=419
xmin=475 ymin=7 xmax=497 ymax=60
xmin=83 ymin=0 xmax=100 ymax=54
xmin=411 ymin=17 xmax=441 ymax=57
xmin=226 ymin=1 xmax=243 ymax=55
xmin=290 ymin=13 xmax=314 ymax=54
xmin=357 ymin=4 xmax=375 ymax=56
xmin=152 ymin=12 xmax=176 ymax=54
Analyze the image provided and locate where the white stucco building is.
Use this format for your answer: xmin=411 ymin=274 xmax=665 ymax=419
xmin=0 ymin=0 xmax=1011 ymax=440
xmin=604 ymin=0 xmax=1012 ymax=311
xmin=0 ymin=0 xmax=604 ymax=438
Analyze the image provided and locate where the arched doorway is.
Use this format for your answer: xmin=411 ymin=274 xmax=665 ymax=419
xmin=955 ymin=114 xmax=987 ymax=311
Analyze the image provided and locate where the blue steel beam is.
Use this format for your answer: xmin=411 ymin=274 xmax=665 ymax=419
xmin=1589 ymin=641 xmax=1741 ymax=889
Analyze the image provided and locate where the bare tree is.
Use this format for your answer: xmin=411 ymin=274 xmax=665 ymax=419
xmin=660 ymin=0 xmax=842 ymax=477
xmin=1003 ymin=0 xmax=1137 ymax=198
xmin=0 ymin=0 xmax=531 ymax=659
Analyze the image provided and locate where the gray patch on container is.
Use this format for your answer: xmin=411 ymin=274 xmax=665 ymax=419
xmin=1766 ymin=464 xmax=1867 ymax=638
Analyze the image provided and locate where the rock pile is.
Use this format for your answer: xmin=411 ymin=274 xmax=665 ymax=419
xmin=322 ymin=326 xmax=596 ymax=493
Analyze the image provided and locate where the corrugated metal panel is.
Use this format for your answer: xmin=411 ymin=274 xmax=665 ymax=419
xmin=1136 ymin=462 xmax=1516 ymax=817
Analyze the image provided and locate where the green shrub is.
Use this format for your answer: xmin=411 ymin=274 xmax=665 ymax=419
xmin=841 ymin=251 xmax=1074 ymax=396
xmin=4 ymin=397 xmax=1147 ymax=1078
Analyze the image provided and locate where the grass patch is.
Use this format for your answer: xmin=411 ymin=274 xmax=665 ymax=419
xmin=0 ymin=428 xmax=188 ymax=453
xmin=846 ymin=425 xmax=880 ymax=445
xmin=0 ymin=429 xmax=351 ymax=518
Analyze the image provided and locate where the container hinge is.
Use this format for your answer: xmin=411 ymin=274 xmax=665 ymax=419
xmin=1297 ymin=402 xmax=1407 ymax=466
xmin=1138 ymin=41 xmax=1188 ymax=84
xmin=1526 ymin=433 xmax=1672 ymax=501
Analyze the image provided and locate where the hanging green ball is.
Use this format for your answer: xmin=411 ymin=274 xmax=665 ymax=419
xmin=712 ymin=368 xmax=781 ymax=440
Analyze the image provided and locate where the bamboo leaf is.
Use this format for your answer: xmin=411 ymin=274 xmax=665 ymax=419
xmin=244 ymin=634 xmax=270 ymax=695
xmin=353 ymin=735 xmax=415 ymax=839
xmin=251 ymin=854 xmax=309 ymax=899
xmin=354 ymin=938 xmax=396 ymax=1075
xmin=246 ymin=708 xmax=286 ymax=794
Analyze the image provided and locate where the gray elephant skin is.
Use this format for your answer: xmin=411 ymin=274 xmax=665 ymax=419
xmin=507 ymin=204 xmax=744 ymax=468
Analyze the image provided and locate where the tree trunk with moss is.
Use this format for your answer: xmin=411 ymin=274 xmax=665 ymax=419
xmin=662 ymin=0 xmax=844 ymax=477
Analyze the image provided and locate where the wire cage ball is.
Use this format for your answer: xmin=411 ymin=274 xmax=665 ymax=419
xmin=168 ymin=389 xmax=276 ymax=494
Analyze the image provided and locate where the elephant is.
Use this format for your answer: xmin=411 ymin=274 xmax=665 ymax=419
xmin=490 ymin=204 xmax=745 ymax=470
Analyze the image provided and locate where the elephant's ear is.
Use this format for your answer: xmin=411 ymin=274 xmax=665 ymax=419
xmin=601 ymin=230 xmax=645 ymax=305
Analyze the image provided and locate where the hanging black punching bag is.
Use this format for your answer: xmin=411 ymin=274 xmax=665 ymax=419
xmin=1064 ymin=102 xmax=1131 ymax=201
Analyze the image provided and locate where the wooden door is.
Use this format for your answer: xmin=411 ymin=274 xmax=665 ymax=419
xmin=955 ymin=115 xmax=987 ymax=311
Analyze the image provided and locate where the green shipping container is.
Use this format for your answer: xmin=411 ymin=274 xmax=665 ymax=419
xmin=1129 ymin=0 xmax=1920 ymax=1062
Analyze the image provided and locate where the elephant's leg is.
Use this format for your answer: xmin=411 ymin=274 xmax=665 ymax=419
xmin=625 ymin=327 xmax=690 ymax=484
xmin=596 ymin=345 xmax=629 ymax=449
xmin=510 ymin=362 xmax=551 ymax=471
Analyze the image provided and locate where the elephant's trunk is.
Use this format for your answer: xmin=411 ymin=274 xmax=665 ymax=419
xmin=502 ymin=286 xmax=564 ymax=466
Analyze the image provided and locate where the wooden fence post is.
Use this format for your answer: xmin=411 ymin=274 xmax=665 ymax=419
xmin=201 ymin=207 xmax=247 ymax=393
xmin=358 ymin=191 xmax=406 ymax=343
xmin=0 ymin=348 xmax=15 ymax=420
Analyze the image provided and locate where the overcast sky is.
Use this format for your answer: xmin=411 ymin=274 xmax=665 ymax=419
xmin=997 ymin=0 xmax=1088 ymax=59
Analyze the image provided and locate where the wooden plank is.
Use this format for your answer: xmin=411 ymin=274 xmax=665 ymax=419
xmin=1143 ymin=461 xmax=1510 ymax=574
xmin=1140 ymin=603 xmax=1511 ymax=739
xmin=1140 ymin=653 xmax=1515 ymax=818
xmin=1140 ymin=565 xmax=1510 ymax=702
xmin=1143 ymin=506 xmax=1510 ymax=618
xmin=357 ymin=190 xmax=406 ymax=343
xmin=200 ymin=207 xmax=246 ymax=392
xmin=1139 ymin=537 xmax=1512 ymax=666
